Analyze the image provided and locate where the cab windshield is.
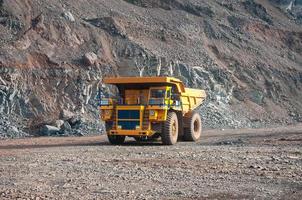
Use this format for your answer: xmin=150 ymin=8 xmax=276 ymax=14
xmin=150 ymin=89 xmax=166 ymax=98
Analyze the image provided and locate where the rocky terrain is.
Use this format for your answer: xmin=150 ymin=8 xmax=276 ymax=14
xmin=0 ymin=0 xmax=302 ymax=138
xmin=0 ymin=125 xmax=301 ymax=199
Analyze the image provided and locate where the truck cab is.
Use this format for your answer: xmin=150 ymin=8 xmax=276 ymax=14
xmin=100 ymin=77 xmax=206 ymax=145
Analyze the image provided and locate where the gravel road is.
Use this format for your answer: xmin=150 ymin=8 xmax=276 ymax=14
xmin=0 ymin=125 xmax=302 ymax=199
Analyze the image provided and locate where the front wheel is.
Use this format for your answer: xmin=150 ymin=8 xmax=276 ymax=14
xmin=107 ymin=135 xmax=125 ymax=145
xmin=161 ymin=112 xmax=179 ymax=145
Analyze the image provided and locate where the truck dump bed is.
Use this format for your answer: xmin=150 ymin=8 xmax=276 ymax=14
xmin=103 ymin=76 xmax=206 ymax=111
xmin=181 ymin=88 xmax=206 ymax=112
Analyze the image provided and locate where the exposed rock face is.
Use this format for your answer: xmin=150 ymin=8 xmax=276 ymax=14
xmin=0 ymin=0 xmax=302 ymax=138
xmin=0 ymin=66 xmax=105 ymax=137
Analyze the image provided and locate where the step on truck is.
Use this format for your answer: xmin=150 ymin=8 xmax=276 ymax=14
xmin=99 ymin=77 xmax=206 ymax=145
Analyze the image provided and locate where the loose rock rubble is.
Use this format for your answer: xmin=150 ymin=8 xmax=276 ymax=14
xmin=0 ymin=116 xmax=28 ymax=139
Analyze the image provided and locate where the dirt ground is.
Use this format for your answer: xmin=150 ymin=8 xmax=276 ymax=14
xmin=0 ymin=125 xmax=302 ymax=200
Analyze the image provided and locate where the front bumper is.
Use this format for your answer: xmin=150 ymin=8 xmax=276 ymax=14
xmin=108 ymin=129 xmax=155 ymax=137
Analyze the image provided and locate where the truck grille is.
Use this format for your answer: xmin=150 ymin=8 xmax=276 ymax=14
xmin=117 ymin=121 xmax=140 ymax=130
xmin=117 ymin=110 xmax=140 ymax=130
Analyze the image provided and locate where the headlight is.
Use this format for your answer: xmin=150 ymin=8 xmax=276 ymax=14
xmin=150 ymin=110 xmax=155 ymax=116
xmin=102 ymin=110 xmax=110 ymax=116
xmin=100 ymin=99 xmax=109 ymax=106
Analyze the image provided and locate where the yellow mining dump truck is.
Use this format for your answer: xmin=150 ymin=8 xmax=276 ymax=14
xmin=99 ymin=77 xmax=206 ymax=145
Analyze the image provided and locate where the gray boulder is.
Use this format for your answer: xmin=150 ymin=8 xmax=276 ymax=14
xmin=69 ymin=116 xmax=82 ymax=127
xmin=63 ymin=11 xmax=75 ymax=22
xmin=40 ymin=125 xmax=61 ymax=136
xmin=83 ymin=52 xmax=98 ymax=65
xmin=61 ymin=121 xmax=72 ymax=132
xmin=60 ymin=110 xmax=75 ymax=120
xmin=54 ymin=120 xmax=64 ymax=128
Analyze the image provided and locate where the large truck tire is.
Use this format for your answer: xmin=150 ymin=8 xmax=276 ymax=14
xmin=183 ymin=111 xmax=202 ymax=142
xmin=161 ymin=111 xmax=179 ymax=145
xmin=105 ymin=121 xmax=112 ymax=133
xmin=105 ymin=121 xmax=125 ymax=145
xmin=108 ymin=135 xmax=125 ymax=145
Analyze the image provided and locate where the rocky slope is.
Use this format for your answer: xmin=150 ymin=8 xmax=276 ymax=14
xmin=0 ymin=0 xmax=302 ymax=138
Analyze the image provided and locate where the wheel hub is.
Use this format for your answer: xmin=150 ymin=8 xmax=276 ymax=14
xmin=193 ymin=120 xmax=199 ymax=132
xmin=172 ymin=121 xmax=177 ymax=136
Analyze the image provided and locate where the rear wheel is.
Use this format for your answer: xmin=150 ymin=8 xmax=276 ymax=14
xmin=161 ymin=112 xmax=179 ymax=145
xmin=184 ymin=111 xmax=202 ymax=142
xmin=108 ymin=135 xmax=125 ymax=145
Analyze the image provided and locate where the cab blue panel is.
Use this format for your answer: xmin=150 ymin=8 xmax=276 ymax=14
xmin=118 ymin=110 xmax=140 ymax=119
